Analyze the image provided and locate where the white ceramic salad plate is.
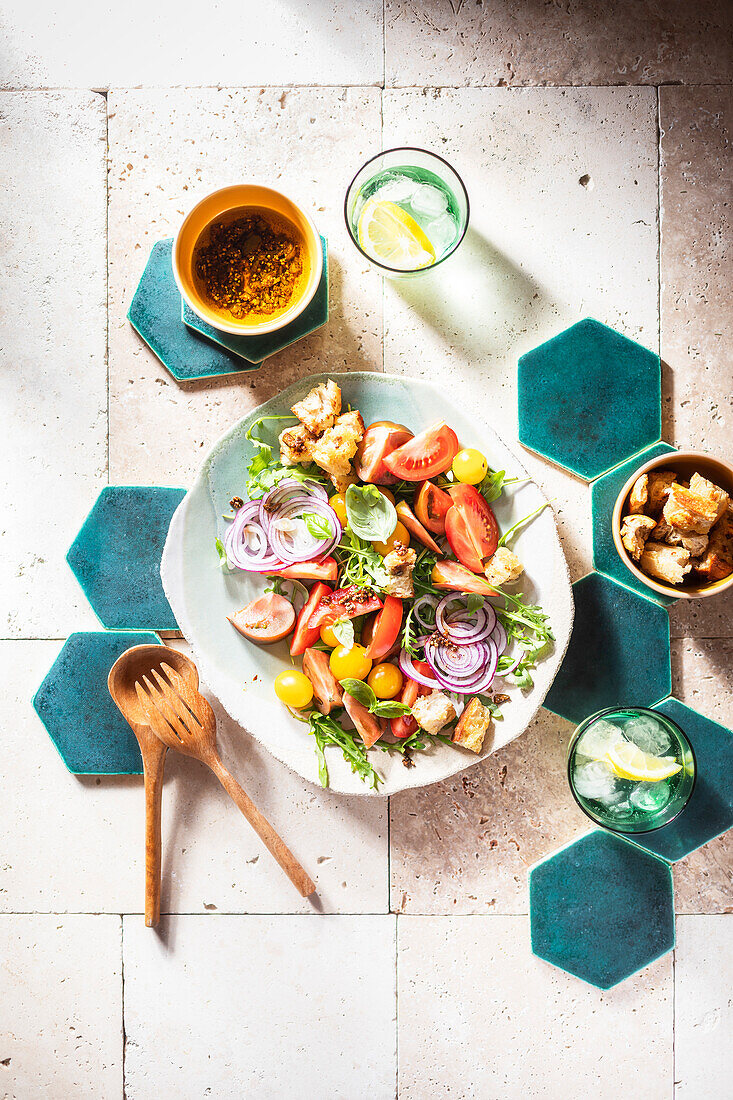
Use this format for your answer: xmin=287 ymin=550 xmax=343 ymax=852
xmin=161 ymin=371 xmax=574 ymax=795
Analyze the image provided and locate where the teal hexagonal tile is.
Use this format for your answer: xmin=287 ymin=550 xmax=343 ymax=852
xmin=592 ymin=441 xmax=678 ymax=605
xmin=529 ymin=830 xmax=675 ymax=989
xmin=33 ymin=631 xmax=161 ymax=774
xmin=67 ymin=486 xmax=184 ymax=631
xmin=617 ymin=697 xmax=733 ymax=863
xmin=544 ymin=572 xmax=671 ymax=725
xmin=518 ymin=319 xmax=661 ymax=481
xmin=181 ymin=233 xmax=328 ymax=364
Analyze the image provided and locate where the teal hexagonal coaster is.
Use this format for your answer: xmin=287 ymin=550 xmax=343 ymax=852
xmin=67 ymin=486 xmax=185 ymax=631
xmin=591 ymin=441 xmax=678 ymax=606
xmin=518 ymin=319 xmax=661 ymax=481
xmin=181 ymin=233 xmax=328 ymax=363
xmin=529 ymin=830 xmax=675 ymax=988
xmin=33 ymin=631 xmax=161 ymax=774
xmin=544 ymin=571 xmax=671 ymax=725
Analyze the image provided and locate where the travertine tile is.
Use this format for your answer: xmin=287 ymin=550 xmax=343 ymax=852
xmin=1 ymin=640 xmax=387 ymax=914
xmin=382 ymin=87 xmax=658 ymax=581
xmin=398 ymin=915 xmax=673 ymax=1099
xmin=675 ymin=915 xmax=733 ymax=1097
xmin=662 ymin=86 xmax=733 ymax=639
xmin=1 ymin=1 xmax=383 ymax=88
xmin=670 ymin=639 xmax=733 ymax=914
xmin=386 ymin=0 xmax=733 ymax=86
xmin=390 ymin=708 xmax=589 ymax=914
xmin=0 ymin=914 xmax=122 ymax=1098
xmin=0 ymin=91 xmax=106 ymax=638
xmin=123 ymin=914 xmax=396 ymax=1099
xmin=107 ymin=87 xmax=383 ymax=485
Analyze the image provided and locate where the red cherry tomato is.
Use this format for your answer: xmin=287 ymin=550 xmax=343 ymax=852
xmin=444 ymin=485 xmax=499 ymax=570
xmin=274 ymin=557 xmax=339 ymax=583
xmin=364 ymin=595 xmax=403 ymax=661
xmin=228 ymin=593 xmax=295 ymax=645
xmin=390 ymin=662 xmax=433 ymax=739
xmin=431 ymin=560 xmax=498 ymax=596
xmin=353 ymin=421 xmax=414 ymax=485
xmin=290 ymin=582 xmax=333 ymax=656
xmin=383 ymin=422 xmax=460 ymax=482
xmin=415 ymin=480 xmax=453 ymax=535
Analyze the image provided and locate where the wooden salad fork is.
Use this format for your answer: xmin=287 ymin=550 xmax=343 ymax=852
xmin=135 ymin=662 xmax=316 ymax=898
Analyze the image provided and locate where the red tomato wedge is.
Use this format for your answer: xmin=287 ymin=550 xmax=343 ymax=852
xmin=431 ymin=560 xmax=498 ymax=596
xmin=383 ymin=421 xmax=460 ymax=481
xmin=228 ymin=594 xmax=295 ymax=645
xmin=444 ymin=485 xmax=499 ymax=569
xmin=309 ymin=585 xmax=383 ymax=630
xmin=390 ymin=663 xmax=432 ymax=739
xmin=395 ymin=501 xmax=442 ymax=554
xmin=415 ymin=480 xmax=453 ymax=535
xmin=274 ymin=557 xmax=338 ymax=583
xmin=354 ymin=421 xmax=414 ymax=485
xmin=302 ymin=647 xmax=343 ymax=714
xmin=343 ymin=692 xmax=386 ymax=749
xmin=290 ymin=582 xmax=332 ymax=656
xmin=364 ymin=595 xmax=403 ymax=661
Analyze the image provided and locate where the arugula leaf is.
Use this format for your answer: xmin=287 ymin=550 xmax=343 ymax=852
xmin=345 ymin=484 xmax=397 ymax=542
xmin=335 ymin=528 xmax=390 ymax=589
xmin=401 ymin=605 xmax=422 ymax=658
xmin=498 ymin=501 xmax=550 ymax=548
xmin=339 ymin=678 xmax=412 ymax=719
xmin=305 ymin=712 xmax=382 ymax=790
xmin=478 ymin=468 xmax=507 ymax=503
xmin=243 ymin=415 xmax=328 ymax=499
xmin=331 ymin=618 xmax=355 ymax=649
xmin=214 ymin=537 xmax=228 ymax=567
xmin=302 ymin=512 xmax=332 ymax=539
xmin=466 ymin=593 xmax=484 ymax=613
xmin=411 ymin=547 xmax=439 ymax=597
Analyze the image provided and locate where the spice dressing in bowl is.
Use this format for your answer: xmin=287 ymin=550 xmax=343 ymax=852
xmin=173 ymin=185 xmax=322 ymax=336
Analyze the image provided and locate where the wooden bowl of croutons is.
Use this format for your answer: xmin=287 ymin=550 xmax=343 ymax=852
xmin=612 ymin=452 xmax=733 ymax=599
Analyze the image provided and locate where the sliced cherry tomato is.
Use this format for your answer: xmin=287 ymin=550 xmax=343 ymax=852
xmin=395 ymin=500 xmax=442 ymax=554
xmin=364 ymin=595 xmax=403 ymax=661
xmin=290 ymin=582 xmax=332 ymax=656
xmin=343 ymin=692 xmax=386 ymax=748
xmin=228 ymin=593 xmax=295 ymax=645
xmin=431 ymin=560 xmax=498 ymax=596
xmin=354 ymin=421 xmax=414 ymax=485
xmin=415 ymin=480 xmax=453 ymax=535
xmin=302 ymin=647 xmax=343 ymax=714
xmin=390 ymin=664 xmax=432 ymax=739
xmin=445 ymin=484 xmax=499 ymax=568
xmin=274 ymin=557 xmax=339 ymax=583
xmin=309 ymin=585 xmax=383 ymax=630
xmin=383 ymin=421 xmax=460 ymax=482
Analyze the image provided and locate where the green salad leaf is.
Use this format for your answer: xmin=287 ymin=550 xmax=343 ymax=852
xmin=302 ymin=512 xmax=332 ymax=539
xmin=335 ymin=528 xmax=390 ymax=589
xmin=339 ymin=678 xmax=412 ymax=719
xmin=305 ymin=712 xmax=382 ymax=790
xmin=331 ymin=618 xmax=355 ymax=649
xmin=345 ymin=484 xmax=397 ymax=543
xmin=244 ymin=415 xmax=327 ymax=499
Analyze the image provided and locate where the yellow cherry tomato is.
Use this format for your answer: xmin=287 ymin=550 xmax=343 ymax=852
xmin=328 ymin=492 xmax=348 ymax=526
xmin=320 ymin=623 xmax=341 ymax=648
xmin=367 ymin=662 xmax=404 ymax=699
xmin=274 ymin=669 xmax=314 ymax=709
xmin=329 ymin=643 xmax=372 ymax=681
xmin=376 ymin=487 xmax=395 ymax=504
xmin=452 ymin=448 xmax=488 ymax=485
xmin=373 ymin=520 xmax=410 ymax=557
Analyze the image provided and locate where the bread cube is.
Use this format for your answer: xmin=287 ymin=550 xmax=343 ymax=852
xmin=620 ymin=514 xmax=656 ymax=561
xmin=484 ymin=547 xmax=523 ymax=586
xmin=640 ymin=541 xmax=691 ymax=585
xmin=694 ymin=507 xmax=733 ymax=582
xmin=291 ymin=379 xmax=341 ymax=434
xmin=452 ymin=697 xmax=493 ymax=754
xmin=662 ymin=478 xmax=729 ymax=536
xmin=411 ymin=691 xmax=457 ymax=736
xmin=279 ymin=424 xmax=316 ymax=466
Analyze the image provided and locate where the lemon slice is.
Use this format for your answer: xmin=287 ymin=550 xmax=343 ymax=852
xmin=357 ymin=199 xmax=436 ymax=270
xmin=604 ymin=741 xmax=682 ymax=782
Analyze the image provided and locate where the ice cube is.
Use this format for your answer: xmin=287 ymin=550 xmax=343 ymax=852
xmin=410 ymin=182 xmax=449 ymax=218
xmin=624 ymin=715 xmax=672 ymax=756
xmin=572 ymin=759 xmax=619 ymax=802
xmin=426 ymin=212 xmax=458 ymax=255
xmin=376 ymin=175 xmax=416 ymax=205
xmin=577 ymin=718 xmax=625 ymax=760
xmin=605 ymin=799 xmax=631 ymax=817
xmin=630 ymin=781 xmax=672 ymax=813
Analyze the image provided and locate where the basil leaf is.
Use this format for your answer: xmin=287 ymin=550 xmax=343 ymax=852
xmin=479 ymin=469 xmax=506 ymax=503
xmin=331 ymin=618 xmax=355 ymax=649
xmin=466 ymin=593 xmax=484 ymax=613
xmin=214 ymin=537 xmax=227 ymax=564
xmin=345 ymin=484 xmax=397 ymax=542
xmin=339 ymin=678 xmax=376 ymax=709
xmin=371 ymin=700 xmax=412 ymax=718
xmin=302 ymin=512 xmax=332 ymax=539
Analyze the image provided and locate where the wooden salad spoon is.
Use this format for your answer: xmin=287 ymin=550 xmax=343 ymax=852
xmin=135 ymin=661 xmax=316 ymax=899
xmin=108 ymin=644 xmax=199 ymax=927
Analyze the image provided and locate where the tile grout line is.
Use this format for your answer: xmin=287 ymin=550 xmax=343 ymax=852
xmin=672 ymin=941 xmax=676 ymax=1099
xmin=120 ymin=914 xmax=127 ymax=1100
xmin=394 ymin=913 xmax=399 ymax=1100
xmin=656 ymin=85 xmax=663 ymax=368
xmin=1 ymin=82 xmax=732 ymax=92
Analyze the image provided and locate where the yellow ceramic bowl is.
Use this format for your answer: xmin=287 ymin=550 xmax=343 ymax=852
xmin=612 ymin=450 xmax=733 ymax=600
xmin=173 ymin=185 xmax=322 ymax=336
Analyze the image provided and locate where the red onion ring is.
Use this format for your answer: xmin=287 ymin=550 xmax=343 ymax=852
xmin=412 ymin=594 xmax=440 ymax=631
xmin=424 ymin=634 xmax=499 ymax=694
xmin=435 ymin=593 xmax=497 ymax=643
xmin=224 ymin=500 xmax=283 ymax=572
xmin=263 ymin=494 xmax=341 ymax=564
xmin=398 ymin=649 xmax=443 ymax=690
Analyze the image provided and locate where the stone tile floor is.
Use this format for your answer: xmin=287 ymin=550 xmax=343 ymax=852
xmin=0 ymin=3 xmax=731 ymax=1096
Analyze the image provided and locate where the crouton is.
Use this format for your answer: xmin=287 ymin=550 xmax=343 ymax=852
xmin=382 ymin=543 xmax=417 ymax=598
xmin=663 ymin=479 xmax=729 ymax=536
xmin=279 ymin=423 xmax=317 ymax=466
xmin=652 ymin=519 xmax=709 ymax=558
xmin=694 ymin=507 xmax=733 ymax=582
xmin=411 ymin=691 xmax=457 ymax=736
xmin=647 ymin=470 xmax=678 ymax=515
xmin=484 ymin=547 xmax=523 ymax=586
xmin=621 ymin=514 xmax=656 ymax=561
xmin=689 ymin=472 xmax=730 ymax=518
xmin=628 ymin=474 xmax=648 ymax=514
xmin=640 ymin=541 xmax=691 ymax=585
xmin=308 ymin=410 xmax=365 ymax=483
xmin=329 ymin=468 xmax=356 ymax=494
xmin=291 ymin=379 xmax=341 ymax=435
xmin=452 ymin=696 xmax=493 ymax=754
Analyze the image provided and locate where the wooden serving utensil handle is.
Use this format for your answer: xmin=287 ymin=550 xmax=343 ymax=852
xmin=142 ymin=747 xmax=167 ymax=927
xmin=208 ymin=753 xmax=316 ymax=898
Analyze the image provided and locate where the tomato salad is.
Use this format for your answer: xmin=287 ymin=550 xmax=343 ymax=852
xmin=218 ymin=379 xmax=553 ymax=789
